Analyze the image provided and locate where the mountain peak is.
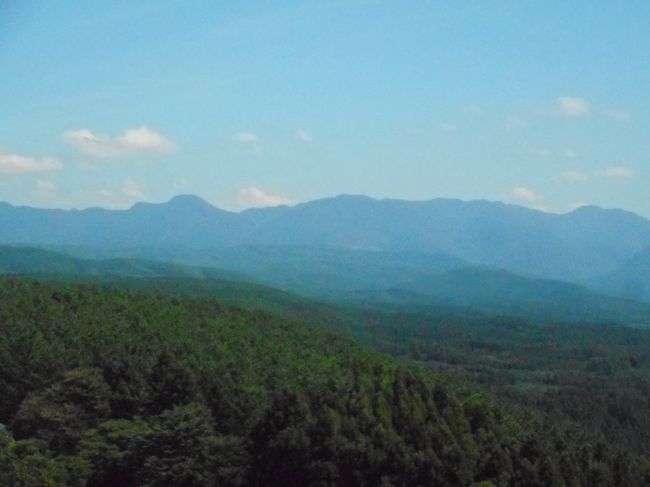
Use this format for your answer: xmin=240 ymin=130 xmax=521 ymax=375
xmin=567 ymin=204 xmax=649 ymax=224
xmin=168 ymin=194 xmax=211 ymax=205
xmin=128 ymin=194 xmax=223 ymax=217
xmin=568 ymin=204 xmax=604 ymax=215
xmin=333 ymin=194 xmax=376 ymax=202
xmin=165 ymin=194 xmax=217 ymax=211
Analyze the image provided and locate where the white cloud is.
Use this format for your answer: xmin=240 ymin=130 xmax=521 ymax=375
xmin=0 ymin=151 xmax=61 ymax=175
xmin=295 ymin=130 xmax=313 ymax=142
xmin=121 ymin=179 xmax=146 ymax=200
xmin=237 ymin=186 xmax=290 ymax=208
xmin=232 ymin=132 xmax=259 ymax=144
xmin=555 ymin=96 xmax=591 ymax=117
xmin=560 ymin=170 xmax=589 ymax=183
xmin=64 ymin=126 xmax=176 ymax=159
xmin=563 ymin=149 xmax=579 ymax=159
xmin=64 ymin=129 xmax=122 ymax=158
xmin=510 ymin=186 xmax=539 ymax=204
xmin=116 ymin=126 xmax=176 ymax=153
xmin=568 ymin=201 xmax=588 ymax=211
xmin=596 ymin=166 xmax=635 ymax=179
xmin=508 ymin=186 xmax=549 ymax=212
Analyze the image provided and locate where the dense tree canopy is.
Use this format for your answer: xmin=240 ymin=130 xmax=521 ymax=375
xmin=0 ymin=277 xmax=648 ymax=485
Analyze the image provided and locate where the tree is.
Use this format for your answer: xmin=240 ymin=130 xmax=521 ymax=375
xmin=11 ymin=368 xmax=111 ymax=453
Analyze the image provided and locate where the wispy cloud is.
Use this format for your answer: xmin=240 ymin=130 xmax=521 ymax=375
xmin=510 ymin=186 xmax=539 ymax=204
xmin=173 ymin=177 xmax=190 ymax=189
xmin=31 ymin=179 xmax=58 ymax=201
xmin=0 ymin=150 xmax=62 ymax=174
xmin=237 ymin=186 xmax=290 ymax=208
xmin=65 ymin=130 xmax=121 ymax=158
xmin=506 ymin=186 xmax=549 ymax=211
xmin=505 ymin=115 xmax=527 ymax=129
xmin=555 ymin=96 xmax=591 ymax=117
xmin=294 ymin=130 xmax=313 ymax=143
xmin=121 ymin=179 xmax=146 ymax=200
xmin=560 ymin=170 xmax=589 ymax=183
xmin=596 ymin=166 xmax=635 ymax=179
xmin=232 ymin=132 xmax=259 ymax=144
xmin=568 ymin=201 xmax=588 ymax=212
xmin=563 ymin=149 xmax=579 ymax=159
xmin=116 ymin=127 xmax=176 ymax=153
xmin=35 ymin=180 xmax=57 ymax=192
xmin=64 ymin=126 xmax=176 ymax=159
xmin=90 ymin=179 xmax=146 ymax=209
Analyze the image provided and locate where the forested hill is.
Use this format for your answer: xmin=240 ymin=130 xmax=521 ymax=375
xmin=1 ymin=278 xmax=648 ymax=486
xmin=4 ymin=245 xmax=650 ymax=326
xmin=0 ymin=245 xmax=245 ymax=282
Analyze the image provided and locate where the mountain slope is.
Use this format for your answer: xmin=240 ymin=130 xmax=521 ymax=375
xmin=4 ymin=245 xmax=650 ymax=325
xmin=8 ymin=267 xmax=650 ymax=456
xmin=590 ymin=245 xmax=650 ymax=302
xmin=342 ymin=266 xmax=650 ymax=325
xmin=0 ymin=245 xmax=245 ymax=281
xmin=175 ymin=245 xmax=466 ymax=294
xmin=1 ymin=277 xmax=648 ymax=486
xmin=2 ymin=194 xmax=650 ymax=282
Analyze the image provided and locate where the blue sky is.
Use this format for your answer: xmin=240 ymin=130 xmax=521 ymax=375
xmin=1 ymin=1 xmax=648 ymax=215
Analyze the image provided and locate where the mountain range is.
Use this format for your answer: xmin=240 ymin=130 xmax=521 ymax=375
xmin=2 ymin=194 xmax=650 ymax=304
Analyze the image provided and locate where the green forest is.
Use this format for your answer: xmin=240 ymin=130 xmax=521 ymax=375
xmin=5 ymin=1 xmax=650 ymax=485
xmin=1 ymin=277 xmax=649 ymax=486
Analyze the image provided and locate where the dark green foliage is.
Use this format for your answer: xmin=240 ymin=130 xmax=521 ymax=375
xmin=0 ymin=438 xmax=89 ymax=487
xmin=79 ymin=403 xmax=245 ymax=487
xmin=11 ymin=367 xmax=110 ymax=453
xmin=0 ymin=277 xmax=649 ymax=485
xmin=351 ymin=306 xmax=650 ymax=454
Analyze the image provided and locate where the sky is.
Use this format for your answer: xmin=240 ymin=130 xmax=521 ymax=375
xmin=1 ymin=1 xmax=649 ymax=215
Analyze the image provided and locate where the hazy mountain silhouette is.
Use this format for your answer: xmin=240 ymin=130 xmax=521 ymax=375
xmin=3 ymin=245 xmax=650 ymax=325
xmin=2 ymin=194 xmax=650 ymax=282
xmin=590 ymin=245 xmax=650 ymax=303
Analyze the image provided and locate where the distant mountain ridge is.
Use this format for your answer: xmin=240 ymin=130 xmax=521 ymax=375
xmin=3 ymin=245 xmax=650 ymax=326
xmin=2 ymin=194 xmax=650 ymax=285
